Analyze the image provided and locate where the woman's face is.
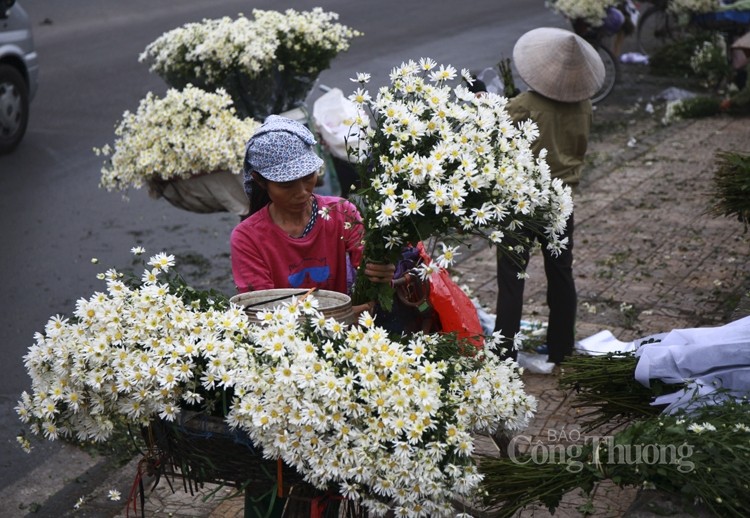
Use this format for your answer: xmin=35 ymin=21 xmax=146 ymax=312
xmin=265 ymin=172 xmax=318 ymax=213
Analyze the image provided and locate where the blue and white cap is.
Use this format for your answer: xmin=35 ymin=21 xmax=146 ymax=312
xmin=244 ymin=115 xmax=324 ymax=183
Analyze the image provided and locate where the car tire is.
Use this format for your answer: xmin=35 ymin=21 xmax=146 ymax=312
xmin=0 ymin=63 xmax=30 ymax=154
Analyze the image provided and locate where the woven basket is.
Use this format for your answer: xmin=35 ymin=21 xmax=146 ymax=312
xmin=146 ymin=170 xmax=249 ymax=217
xmin=143 ymin=411 xmax=305 ymax=494
xmin=141 ymin=412 xmax=371 ymax=517
xmin=230 ymin=289 xmax=355 ymax=326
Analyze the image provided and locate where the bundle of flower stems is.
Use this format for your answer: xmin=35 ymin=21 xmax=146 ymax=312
xmin=497 ymin=57 xmax=519 ymax=98
xmin=558 ymin=352 xmax=675 ymax=431
xmin=479 ymin=397 xmax=750 ymax=518
xmin=707 ymin=151 xmax=750 ymax=230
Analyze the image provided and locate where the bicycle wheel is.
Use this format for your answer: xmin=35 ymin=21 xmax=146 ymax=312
xmin=637 ymin=6 xmax=683 ymax=56
xmin=591 ymin=43 xmax=618 ymax=104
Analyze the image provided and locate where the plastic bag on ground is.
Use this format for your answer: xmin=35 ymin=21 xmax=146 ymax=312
xmin=472 ymin=299 xmax=495 ymax=335
xmin=517 ymin=351 xmax=556 ymax=374
xmin=575 ymin=329 xmax=637 ymax=355
xmin=657 ymin=87 xmax=698 ymax=102
xmin=620 ymin=52 xmax=649 ymax=65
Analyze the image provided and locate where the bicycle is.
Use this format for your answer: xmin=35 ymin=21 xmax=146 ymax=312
xmin=570 ymin=19 xmax=619 ymax=103
xmin=636 ymin=0 xmax=686 ymax=56
xmin=637 ymin=1 xmax=750 ymax=90
xmin=637 ymin=0 xmax=750 ymax=56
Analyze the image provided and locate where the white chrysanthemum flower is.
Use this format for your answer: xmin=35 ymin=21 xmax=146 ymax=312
xmin=376 ymin=198 xmax=401 ymax=226
xmin=349 ymin=87 xmax=372 ymax=105
xmin=415 ymin=263 xmax=437 ymax=281
xmin=351 ymin=72 xmax=371 ymax=83
xmin=300 ymin=296 xmax=320 ymax=313
xmin=434 ymin=243 xmax=460 ymax=269
xmin=428 ymin=64 xmax=457 ymax=82
xmin=418 ymin=57 xmax=437 ymax=71
xmin=16 ymin=435 xmax=32 ymax=453
xmin=688 ymin=422 xmax=717 ymax=433
xmin=401 ymin=196 xmax=425 ymax=216
xmin=148 ymin=253 xmax=175 ymax=272
xmin=384 ymin=234 xmax=404 ymax=250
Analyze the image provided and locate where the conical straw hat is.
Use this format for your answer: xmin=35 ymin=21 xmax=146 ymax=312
xmin=513 ymin=27 xmax=605 ymax=103
xmin=732 ymin=31 xmax=750 ymax=52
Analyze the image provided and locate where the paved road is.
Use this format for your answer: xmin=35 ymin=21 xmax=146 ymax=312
xmin=0 ymin=0 xmax=567 ymax=502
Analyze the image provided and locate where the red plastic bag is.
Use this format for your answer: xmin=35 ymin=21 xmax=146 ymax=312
xmin=417 ymin=243 xmax=484 ymax=348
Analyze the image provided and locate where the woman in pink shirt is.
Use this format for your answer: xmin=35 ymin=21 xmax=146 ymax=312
xmin=230 ymin=115 xmax=393 ymax=313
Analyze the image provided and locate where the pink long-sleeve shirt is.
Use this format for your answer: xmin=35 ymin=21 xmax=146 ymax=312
xmin=230 ymin=194 xmax=364 ymax=294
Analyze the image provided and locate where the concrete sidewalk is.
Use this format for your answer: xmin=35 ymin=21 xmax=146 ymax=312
xmin=9 ymin=110 xmax=749 ymax=517
xmin=451 ymin=114 xmax=750 ymax=518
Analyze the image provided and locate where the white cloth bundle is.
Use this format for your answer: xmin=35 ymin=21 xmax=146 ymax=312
xmin=634 ymin=316 xmax=750 ymax=413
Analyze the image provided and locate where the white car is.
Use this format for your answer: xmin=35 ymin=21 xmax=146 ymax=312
xmin=0 ymin=0 xmax=38 ymax=154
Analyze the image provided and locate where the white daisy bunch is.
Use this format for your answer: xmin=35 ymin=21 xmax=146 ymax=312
xmin=17 ymin=249 xmax=536 ymax=517
xmin=253 ymin=8 xmax=363 ymax=77
xmin=139 ymin=9 xmax=361 ymax=88
xmin=661 ymin=98 xmax=687 ymax=125
xmin=16 ymin=250 xmax=247 ymax=442
xmin=95 ymin=85 xmax=259 ymax=191
xmin=545 ymin=0 xmax=619 ymax=27
xmin=139 ymin=16 xmax=279 ymax=86
xmin=225 ymin=309 xmax=535 ymax=517
xmin=669 ymin=0 xmax=719 ymax=14
xmin=188 ymin=16 xmax=279 ymax=82
xmin=347 ymin=59 xmax=573 ymax=278
xmin=689 ymin=34 xmax=731 ymax=87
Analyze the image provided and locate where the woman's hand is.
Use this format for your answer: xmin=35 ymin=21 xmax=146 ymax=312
xmin=352 ymin=301 xmax=377 ymax=319
xmin=351 ymin=262 xmax=395 ymax=318
xmin=363 ymin=262 xmax=396 ymax=284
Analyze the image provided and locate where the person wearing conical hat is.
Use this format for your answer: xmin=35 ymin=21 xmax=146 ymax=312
xmin=494 ymin=27 xmax=605 ymax=367
xmin=730 ymin=30 xmax=749 ymax=89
